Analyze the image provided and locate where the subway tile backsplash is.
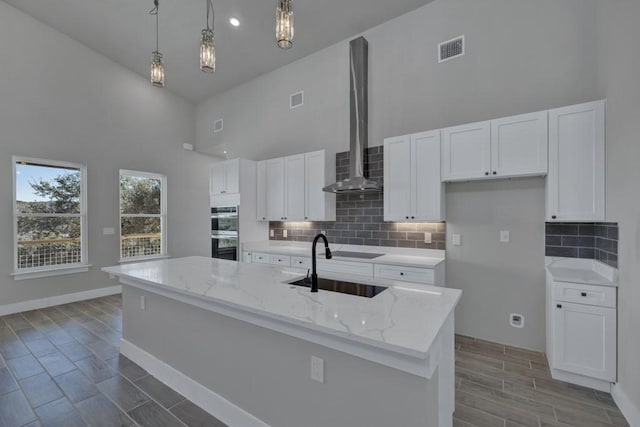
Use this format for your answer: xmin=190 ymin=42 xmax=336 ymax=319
xmin=545 ymin=222 xmax=618 ymax=268
xmin=269 ymin=146 xmax=446 ymax=249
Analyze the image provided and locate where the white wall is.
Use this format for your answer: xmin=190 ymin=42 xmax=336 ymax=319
xmin=596 ymin=0 xmax=640 ymax=416
xmin=0 ymin=2 xmax=212 ymax=306
xmin=196 ymin=0 xmax=601 ymax=351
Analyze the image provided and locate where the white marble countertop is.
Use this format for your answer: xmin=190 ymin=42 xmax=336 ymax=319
xmin=242 ymin=240 xmax=445 ymax=268
xmin=545 ymin=257 xmax=618 ymax=287
xmin=103 ymin=256 xmax=460 ymax=360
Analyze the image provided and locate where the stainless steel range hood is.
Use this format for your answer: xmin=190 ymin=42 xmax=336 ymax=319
xmin=323 ymin=37 xmax=381 ymax=194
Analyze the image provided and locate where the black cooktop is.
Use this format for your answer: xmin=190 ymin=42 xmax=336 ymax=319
xmin=288 ymin=277 xmax=387 ymax=298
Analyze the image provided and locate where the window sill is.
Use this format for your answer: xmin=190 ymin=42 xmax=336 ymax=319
xmin=118 ymin=255 xmax=170 ymax=264
xmin=11 ymin=264 xmax=92 ymax=281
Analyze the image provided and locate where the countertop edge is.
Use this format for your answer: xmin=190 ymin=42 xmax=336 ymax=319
xmin=108 ymin=270 xmax=457 ymax=379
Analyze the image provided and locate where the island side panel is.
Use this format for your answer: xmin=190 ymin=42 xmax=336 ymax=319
xmin=122 ymin=285 xmax=440 ymax=427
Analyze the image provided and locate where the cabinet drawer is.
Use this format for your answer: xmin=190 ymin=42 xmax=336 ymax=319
xmin=553 ymin=282 xmax=616 ymax=308
xmin=317 ymin=260 xmax=373 ymax=277
xmin=251 ymin=252 xmax=271 ymax=264
xmin=374 ymin=264 xmax=435 ymax=285
xmin=291 ymin=257 xmax=311 ymax=269
xmin=270 ymin=255 xmax=291 ymax=266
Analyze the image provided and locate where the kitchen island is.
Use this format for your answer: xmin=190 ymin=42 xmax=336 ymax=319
xmin=103 ymin=256 xmax=461 ymax=427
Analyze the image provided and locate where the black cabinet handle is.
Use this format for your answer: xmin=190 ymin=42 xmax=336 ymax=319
xmin=581 ymin=292 xmax=587 ymax=297
xmin=485 ymin=172 xmax=489 ymax=176
xmin=400 ymin=272 xmax=404 ymax=276
xmin=406 ymin=216 xmax=409 ymax=219
xmin=551 ymin=215 xmax=557 ymax=219
xmin=556 ymin=304 xmax=562 ymax=309
xmin=411 ymin=216 xmax=415 ymax=219
xmin=492 ymin=171 xmax=497 ymax=175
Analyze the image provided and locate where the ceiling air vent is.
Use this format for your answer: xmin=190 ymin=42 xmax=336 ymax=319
xmin=290 ymin=91 xmax=304 ymax=109
xmin=213 ymin=118 xmax=223 ymax=133
xmin=438 ymin=35 xmax=465 ymax=63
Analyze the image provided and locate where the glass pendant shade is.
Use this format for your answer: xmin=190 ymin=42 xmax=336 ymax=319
xmin=200 ymin=29 xmax=216 ymax=72
xmin=151 ymin=51 xmax=165 ymax=87
xmin=276 ymin=0 xmax=293 ymax=49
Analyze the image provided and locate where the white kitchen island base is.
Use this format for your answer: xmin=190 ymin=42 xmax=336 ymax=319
xmin=104 ymin=257 xmax=460 ymax=427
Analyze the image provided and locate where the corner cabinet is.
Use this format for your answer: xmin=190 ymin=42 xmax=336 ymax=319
xmin=546 ymin=100 xmax=605 ymax=222
xmin=384 ymin=131 xmax=444 ymax=221
xmin=257 ymin=150 xmax=335 ymax=222
xmin=441 ymin=112 xmax=548 ymax=182
xmin=210 ymin=158 xmax=240 ymax=195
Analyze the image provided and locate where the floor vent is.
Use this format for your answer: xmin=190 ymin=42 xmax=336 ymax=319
xmin=438 ymin=35 xmax=465 ymax=63
xmin=213 ymin=119 xmax=223 ymax=133
xmin=290 ymin=91 xmax=304 ymax=109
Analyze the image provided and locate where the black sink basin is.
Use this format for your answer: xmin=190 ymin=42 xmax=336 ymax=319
xmin=288 ymin=277 xmax=387 ymax=298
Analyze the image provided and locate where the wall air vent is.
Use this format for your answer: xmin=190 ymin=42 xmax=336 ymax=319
xmin=438 ymin=35 xmax=465 ymax=63
xmin=213 ymin=118 xmax=223 ymax=133
xmin=290 ymin=91 xmax=304 ymax=109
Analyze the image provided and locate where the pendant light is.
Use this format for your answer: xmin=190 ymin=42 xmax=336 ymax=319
xmin=150 ymin=0 xmax=165 ymax=87
xmin=276 ymin=0 xmax=293 ymax=49
xmin=200 ymin=0 xmax=216 ymax=72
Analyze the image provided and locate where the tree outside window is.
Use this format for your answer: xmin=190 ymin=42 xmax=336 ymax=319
xmin=119 ymin=170 xmax=166 ymax=260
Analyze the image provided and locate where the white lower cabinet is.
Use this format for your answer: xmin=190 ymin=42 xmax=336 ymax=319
xmin=548 ymin=278 xmax=617 ymax=387
xmin=374 ymin=264 xmax=435 ymax=285
xmin=242 ymin=251 xmax=253 ymax=263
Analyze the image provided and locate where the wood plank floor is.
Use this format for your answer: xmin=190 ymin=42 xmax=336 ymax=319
xmin=0 ymin=295 xmax=629 ymax=427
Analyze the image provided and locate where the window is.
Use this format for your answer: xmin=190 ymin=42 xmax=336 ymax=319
xmin=13 ymin=157 xmax=88 ymax=278
xmin=119 ymin=170 xmax=167 ymax=261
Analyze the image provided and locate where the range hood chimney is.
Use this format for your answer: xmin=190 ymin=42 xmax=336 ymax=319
xmin=323 ymin=36 xmax=381 ymax=193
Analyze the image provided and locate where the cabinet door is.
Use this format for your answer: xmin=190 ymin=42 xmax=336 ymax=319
xmin=256 ymin=161 xmax=267 ymax=221
xmin=552 ymin=301 xmax=616 ymax=381
xmin=384 ymin=136 xmax=412 ymax=221
xmin=224 ymin=158 xmax=240 ymax=194
xmin=284 ymin=154 xmax=305 ymax=221
xmin=491 ymin=111 xmax=548 ymax=178
xmin=441 ymin=121 xmax=491 ymax=181
xmin=547 ymin=100 xmax=605 ymax=221
xmin=265 ymin=158 xmax=285 ymax=221
xmin=210 ymin=163 xmax=226 ymax=195
xmin=305 ymin=151 xmax=330 ymax=221
xmin=411 ymin=130 xmax=444 ymax=221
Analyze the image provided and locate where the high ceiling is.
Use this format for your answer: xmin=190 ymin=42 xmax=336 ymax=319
xmin=4 ymin=0 xmax=435 ymax=103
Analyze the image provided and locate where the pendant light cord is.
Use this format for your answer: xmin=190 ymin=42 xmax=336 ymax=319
xmin=150 ymin=0 xmax=159 ymax=52
xmin=206 ymin=0 xmax=214 ymax=33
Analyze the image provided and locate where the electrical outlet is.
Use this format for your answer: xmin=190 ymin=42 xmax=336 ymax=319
xmin=452 ymin=234 xmax=461 ymax=246
xmin=103 ymin=227 xmax=115 ymax=235
xmin=283 ymin=229 xmax=288 ymax=238
xmin=311 ymin=356 xmax=324 ymax=383
xmin=510 ymin=313 xmax=524 ymax=328
xmin=424 ymin=232 xmax=432 ymax=244
xmin=500 ymin=230 xmax=510 ymax=243
xmin=270 ymin=229 xmax=275 ymax=238
xmin=140 ymin=295 xmax=146 ymax=310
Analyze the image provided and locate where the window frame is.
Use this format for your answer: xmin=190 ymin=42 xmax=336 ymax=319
xmin=118 ymin=169 xmax=167 ymax=263
xmin=12 ymin=156 xmax=89 ymax=280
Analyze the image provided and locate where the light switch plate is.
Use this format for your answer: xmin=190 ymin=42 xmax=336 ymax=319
xmin=500 ymin=230 xmax=510 ymax=243
xmin=283 ymin=229 xmax=288 ymax=238
xmin=103 ymin=227 xmax=115 ymax=235
xmin=270 ymin=229 xmax=275 ymax=237
xmin=452 ymin=234 xmax=461 ymax=246
xmin=140 ymin=295 xmax=146 ymax=310
xmin=311 ymin=356 xmax=324 ymax=383
xmin=424 ymin=232 xmax=432 ymax=244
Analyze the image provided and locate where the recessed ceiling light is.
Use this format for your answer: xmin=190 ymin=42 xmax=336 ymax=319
xmin=229 ymin=17 xmax=240 ymax=27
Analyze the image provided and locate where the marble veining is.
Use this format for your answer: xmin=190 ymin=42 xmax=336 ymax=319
xmin=103 ymin=256 xmax=460 ymax=358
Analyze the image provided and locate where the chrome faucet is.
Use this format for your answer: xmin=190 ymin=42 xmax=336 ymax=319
xmin=311 ymin=233 xmax=332 ymax=292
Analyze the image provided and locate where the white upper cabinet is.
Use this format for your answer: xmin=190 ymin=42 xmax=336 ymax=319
xmin=210 ymin=158 xmax=240 ymax=195
xmin=384 ymin=130 xmax=444 ymax=221
xmin=284 ymin=154 xmax=306 ymax=221
xmin=304 ymin=150 xmax=336 ymax=221
xmin=265 ymin=157 xmax=285 ymax=221
xmin=441 ymin=121 xmax=491 ymax=181
xmin=546 ymin=100 xmax=605 ymax=222
xmin=256 ymin=160 xmax=267 ymax=221
xmin=491 ymin=111 xmax=548 ymax=177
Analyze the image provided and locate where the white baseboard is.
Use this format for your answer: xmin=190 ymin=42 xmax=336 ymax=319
xmin=550 ymin=368 xmax=612 ymax=393
xmin=612 ymin=383 xmax=640 ymax=427
xmin=0 ymin=285 xmax=122 ymax=316
xmin=120 ymin=339 xmax=270 ymax=427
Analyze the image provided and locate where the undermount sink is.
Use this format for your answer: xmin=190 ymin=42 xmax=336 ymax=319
xmin=330 ymin=251 xmax=384 ymax=259
xmin=288 ymin=277 xmax=387 ymax=298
